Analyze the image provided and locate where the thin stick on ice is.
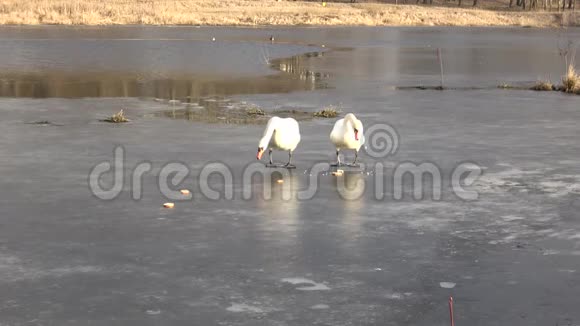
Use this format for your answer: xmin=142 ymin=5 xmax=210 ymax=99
xmin=437 ymin=48 xmax=445 ymax=89
xmin=449 ymin=296 xmax=455 ymax=326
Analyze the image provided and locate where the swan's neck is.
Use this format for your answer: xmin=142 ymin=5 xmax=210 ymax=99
xmin=344 ymin=116 xmax=356 ymax=131
xmin=259 ymin=122 xmax=276 ymax=148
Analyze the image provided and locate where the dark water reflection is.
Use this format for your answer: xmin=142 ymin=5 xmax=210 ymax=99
xmin=1 ymin=26 xmax=579 ymax=99
xmin=0 ymin=26 xmax=329 ymax=99
xmin=0 ymin=53 xmax=328 ymax=99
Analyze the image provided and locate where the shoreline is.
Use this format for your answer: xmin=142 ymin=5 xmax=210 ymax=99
xmin=0 ymin=0 xmax=578 ymax=28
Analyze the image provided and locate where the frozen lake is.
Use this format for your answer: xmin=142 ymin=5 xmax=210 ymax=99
xmin=0 ymin=26 xmax=579 ymax=325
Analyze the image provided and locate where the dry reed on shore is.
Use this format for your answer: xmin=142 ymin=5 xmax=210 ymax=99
xmin=0 ymin=0 xmax=574 ymax=27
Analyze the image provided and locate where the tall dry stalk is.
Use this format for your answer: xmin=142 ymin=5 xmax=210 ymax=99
xmin=558 ymin=39 xmax=579 ymax=92
xmin=562 ymin=64 xmax=580 ymax=92
xmin=437 ymin=48 xmax=445 ymax=89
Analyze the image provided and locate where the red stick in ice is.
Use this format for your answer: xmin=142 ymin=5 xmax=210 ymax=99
xmin=449 ymin=296 xmax=455 ymax=326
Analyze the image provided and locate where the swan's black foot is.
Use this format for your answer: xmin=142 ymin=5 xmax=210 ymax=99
xmin=347 ymin=163 xmax=360 ymax=168
xmin=266 ymin=163 xmax=295 ymax=169
xmin=330 ymin=162 xmax=343 ymax=167
xmin=283 ymin=163 xmax=297 ymax=169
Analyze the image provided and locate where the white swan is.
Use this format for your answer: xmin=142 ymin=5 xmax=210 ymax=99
xmin=329 ymin=113 xmax=365 ymax=166
xmin=257 ymin=117 xmax=301 ymax=168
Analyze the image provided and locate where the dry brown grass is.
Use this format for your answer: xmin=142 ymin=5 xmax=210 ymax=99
xmin=103 ymin=109 xmax=130 ymax=123
xmin=498 ymin=83 xmax=515 ymax=89
xmin=0 ymin=0 xmax=576 ymax=26
xmin=531 ymin=80 xmax=554 ymax=91
xmin=314 ymin=105 xmax=340 ymax=118
xmin=562 ymin=64 xmax=580 ymax=93
xmin=245 ymin=106 xmax=265 ymax=116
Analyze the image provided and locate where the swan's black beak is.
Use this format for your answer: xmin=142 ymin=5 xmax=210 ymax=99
xmin=354 ymin=129 xmax=359 ymax=141
xmin=257 ymin=148 xmax=264 ymax=160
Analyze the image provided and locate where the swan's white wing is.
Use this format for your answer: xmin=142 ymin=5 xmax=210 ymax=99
xmin=330 ymin=118 xmax=345 ymax=146
xmin=270 ymin=117 xmax=301 ymax=151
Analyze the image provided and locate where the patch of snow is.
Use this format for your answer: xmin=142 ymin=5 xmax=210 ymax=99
xmin=439 ymin=282 xmax=456 ymax=289
xmin=310 ymin=304 xmax=330 ymax=310
xmin=501 ymin=215 xmax=525 ymax=222
xmin=226 ymin=303 xmax=265 ymax=313
xmin=281 ymin=277 xmax=331 ymax=291
xmin=297 ymin=283 xmax=331 ymax=291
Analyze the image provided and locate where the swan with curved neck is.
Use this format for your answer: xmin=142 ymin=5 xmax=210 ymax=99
xmin=257 ymin=116 xmax=301 ymax=168
xmin=329 ymin=113 xmax=365 ymax=166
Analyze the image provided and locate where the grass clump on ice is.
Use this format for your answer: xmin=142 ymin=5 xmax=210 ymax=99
xmin=103 ymin=109 xmax=130 ymax=123
xmin=561 ymin=65 xmax=580 ymax=93
xmin=497 ymin=83 xmax=515 ymax=89
xmin=313 ymin=105 xmax=340 ymax=118
xmin=530 ymin=80 xmax=554 ymax=91
xmin=245 ymin=106 xmax=265 ymax=116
